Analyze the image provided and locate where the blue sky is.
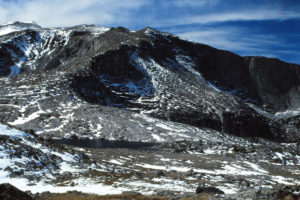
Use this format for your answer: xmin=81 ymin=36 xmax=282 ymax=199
xmin=1 ymin=0 xmax=299 ymax=64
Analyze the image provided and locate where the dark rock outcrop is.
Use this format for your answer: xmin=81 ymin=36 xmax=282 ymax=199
xmin=0 ymin=183 xmax=33 ymax=200
xmin=196 ymin=185 xmax=224 ymax=195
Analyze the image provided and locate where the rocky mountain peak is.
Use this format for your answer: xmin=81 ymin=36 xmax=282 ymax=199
xmin=0 ymin=23 xmax=299 ymax=142
xmin=0 ymin=21 xmax=42 ymax=36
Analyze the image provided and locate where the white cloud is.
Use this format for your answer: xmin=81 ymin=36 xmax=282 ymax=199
xmin=165 ymin=9 xmax=300 ymax=26
xmin=1 ymin=0 xmax=300 ymax=28
xmin=178 ymin=29 xmax=255 ymax=52
xmin=0 ymin=0 xmax=147 ymax=27
xmin=163 ymin=0 xmax=220 ymax=8
xmin=0 ymin=7 xmax=9 ymax=21
xmin=177 ymin=27 xmax=288 ymax=57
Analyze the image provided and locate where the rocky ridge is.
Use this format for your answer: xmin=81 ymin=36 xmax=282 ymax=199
xmin=0 ymin=22 xmax=299 ymax=142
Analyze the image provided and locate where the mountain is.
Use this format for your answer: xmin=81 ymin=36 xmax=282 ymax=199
xmin=0 ymin=22 xmax=299 ymax=199
xmin=0 ymin=22 xmax=299 ymax=142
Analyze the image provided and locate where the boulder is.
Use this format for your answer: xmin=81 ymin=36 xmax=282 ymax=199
xmin=0 ymin=183 xmax=33 ymax=200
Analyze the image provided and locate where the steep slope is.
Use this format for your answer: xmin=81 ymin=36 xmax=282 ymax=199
xmin=0 ymin=23 xmax=299 ymax=142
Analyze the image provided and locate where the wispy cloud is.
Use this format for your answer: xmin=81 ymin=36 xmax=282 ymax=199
xmin=162 ymin=0 xmax=220 ymax=8
xmin=177 ymin=28 xmax=266 ymax=52
xmin=154 ymin=1 xmax=300 ymax=26
xmin=175 ymin=25 xmax=298 ymax=62
xmin=174 ymin=10 xmax=300 ymax=25
xmin=1 ymin=0 xmax=300 ymax=27
xmin=0 ymin=0 xmax=147 ymax=27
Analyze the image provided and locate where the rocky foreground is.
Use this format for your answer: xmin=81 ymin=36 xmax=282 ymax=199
xmin=0 ymin=183 xmax=299 ymax=200
xmin=0 ymin=124 xmax=299 ymax=199
xmin=0 ymin=21 xmax=299 ymax=199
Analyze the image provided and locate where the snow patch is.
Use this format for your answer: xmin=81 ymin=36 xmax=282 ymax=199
xmin=9 ymin=108 xmax=46 ymax=125
xmin=0 ymin=124 xmax=29 ymax=137
xmin=0 ymin=177 xmax=126 ymax=195
xmin=108 ymin=159 xmax=124 ymax=165
xmin=275 ymin=109 xmax=300 ymax=119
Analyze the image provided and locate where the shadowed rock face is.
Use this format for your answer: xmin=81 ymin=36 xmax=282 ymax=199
xmin=246 ymin=56 xmax=300 ymax=110
xmin=0 ymin=23 xmax=299 ymax=142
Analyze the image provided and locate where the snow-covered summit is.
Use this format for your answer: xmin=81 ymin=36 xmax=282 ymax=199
xmin=0 ymin=21 xmax=41 ymax=36
xmin=1 ymin=20 xmax=39 ymax=26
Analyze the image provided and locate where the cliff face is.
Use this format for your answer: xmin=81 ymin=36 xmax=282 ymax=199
xmin=0 ymin=22 xmax=299 ymax=142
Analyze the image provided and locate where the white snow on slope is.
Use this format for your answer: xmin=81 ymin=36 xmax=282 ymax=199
xmin=1 ymin=21 xmax=38 ymax=26
xmin=78 ymin=25 xmax=110 ymax=35
xmin=9 ymin=106 xmax=46 ymax=125
xmin=0 ymin=124 xmax=128 ymax=195
xmin=176 ymin=55 xmax=204 ymax=81
xmin=0 ymin=124 xmax=77 ymax=177
xmin=275 ymin=109 xmax=300 ymax=119
xmin=135 ymin=160 xmax=268 ymax=176
xmin=4 ymin=29 xmax=66 ymax=76
xmin=0 ymin=177 xmax=126 ymax=195
xmin=1 ymin=23 xmax=110 ymax=76
xmin=0 ymin=22 xmax=40 ymax=36
xmin=0 ymin=27 xmax=19 ymax=36
xmin=0 ymin=124 xmax=29 ymax=137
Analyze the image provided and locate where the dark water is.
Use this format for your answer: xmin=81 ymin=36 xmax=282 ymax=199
xmin=52 ymin=138 xmax=157 ymax=149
